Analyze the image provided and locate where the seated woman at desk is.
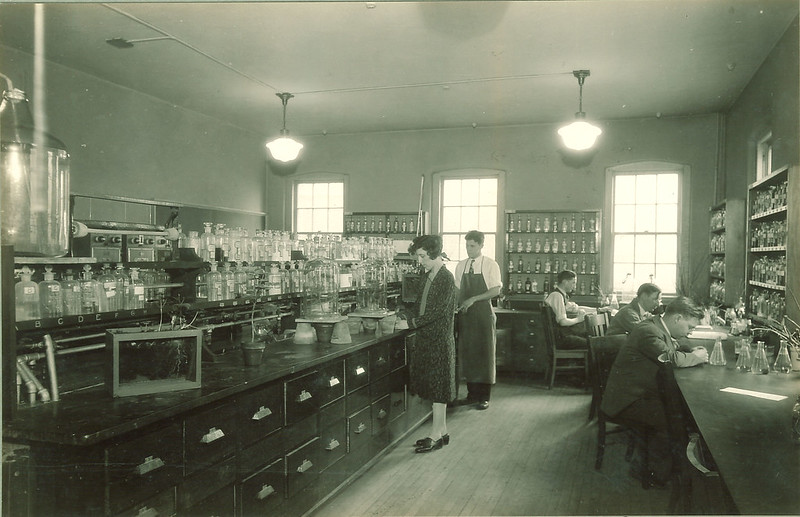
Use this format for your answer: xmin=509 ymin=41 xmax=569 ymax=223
xmin=544 ymin=270 xmax=588 ymax=348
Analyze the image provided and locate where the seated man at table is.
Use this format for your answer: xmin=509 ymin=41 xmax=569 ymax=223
xmin=601 ymin=296 xmax=709 ymax=486
xmin=544 ymin=270 xmax=588 ymax=348
xmin=606 ymin=282 xmax=662 ymax=336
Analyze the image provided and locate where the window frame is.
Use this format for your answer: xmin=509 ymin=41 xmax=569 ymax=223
xmin=291 ymin=173 xmax=348 ymax=236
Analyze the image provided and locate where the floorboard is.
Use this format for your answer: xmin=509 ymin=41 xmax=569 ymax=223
xmin=312 ymin=374 xmax=675 ymax=516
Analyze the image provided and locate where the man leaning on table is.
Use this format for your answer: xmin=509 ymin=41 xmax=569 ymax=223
xmin=601 ymin=296 xmax=709 ymax=487
xmin=606 ymin=282 xmax=662 ymax=335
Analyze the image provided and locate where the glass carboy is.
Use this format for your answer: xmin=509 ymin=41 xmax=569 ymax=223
xmin=302 ymin=237 xmax=340 ymax=320
xmin=353 ymin=238 xmax=389 ymax=315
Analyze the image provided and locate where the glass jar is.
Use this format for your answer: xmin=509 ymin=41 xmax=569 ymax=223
xmin=302 ymin=240 xmax=340 ymax=320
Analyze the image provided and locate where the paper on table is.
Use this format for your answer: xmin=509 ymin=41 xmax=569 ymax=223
xmin=720 ymin=387 xmax=787 ymax=401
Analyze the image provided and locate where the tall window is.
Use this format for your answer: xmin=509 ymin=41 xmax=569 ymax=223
xmin=440 ymin=177 xmax=498 ymax=269
xmin=757 ymin=132 xmax=773 ymax=179
xmin=611 ymin=172 xmax=679 ymax=294
xmin=295 ymin=181 xmax=344 ymax=235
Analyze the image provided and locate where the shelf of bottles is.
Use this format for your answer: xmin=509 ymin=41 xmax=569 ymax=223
xmin=504 ymin=210 xmax=601 ymax=298
xmin=344 ymin=212 xmax=426 ymax=237
xmin=746 ymin=165 xmax=789 ymax=322
xmin=708 ymin=202 xmax=727 ymax=304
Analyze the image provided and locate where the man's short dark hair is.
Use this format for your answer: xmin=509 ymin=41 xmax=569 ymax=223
xmin=464 ymin=230 xmax=484 ymax=245
xmin=556 ymin=270 xmax=577 ymax=284
xmin=637 ymin=283 xmax=662 ymax=297
xmin=408 ymin=234 xmax=443 ymax=259
xmin=664 ymin=296 xmax=705 ymax=319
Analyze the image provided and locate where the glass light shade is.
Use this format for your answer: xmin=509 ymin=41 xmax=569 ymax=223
xmin=266 ymin=136 xmax=303 ymax=162
xmin=558 ymin=119 xmax=602 ymax=151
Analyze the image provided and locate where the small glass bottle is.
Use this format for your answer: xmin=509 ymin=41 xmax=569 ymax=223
xmin=735 ymin=339 xmax=751 ymax=372
xmin=207 ymin=262 xmax=223 ymax=301
xmin=39 ymin=266 xmax=63 ymax=318
xmin=234 ymin=263 xmax=249 ymax=297
xmin=80 ymin=264 xmax=103 ymax=314
xmin=126 ymin=268 xmax=145 ymax=309
xmin=773 ymin=340 xmax=792 ymax=374
xmin=60 ymin=269 xmax=82 ymax=316
xmin=15 ymin=266 xmax=41 ymax=321
xmin=751 ymin=340 xmax=770 ymax=375
xmin=113 ymin=264 xmax=129 ymax=310
xmin=220 ymin=263 xmax=235 ymax=299
xmin=97 ymin=264 xmax=119 ymax=311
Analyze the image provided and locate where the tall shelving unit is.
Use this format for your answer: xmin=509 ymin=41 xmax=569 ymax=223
xmin=708 ymin=199 xmax=745 ymax=306
xmin=745 ymin=165 xmax=796 ymax=323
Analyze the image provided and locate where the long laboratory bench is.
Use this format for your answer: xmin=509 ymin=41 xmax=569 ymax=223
xmin=3 ymin=329 xmax=429 ymax=516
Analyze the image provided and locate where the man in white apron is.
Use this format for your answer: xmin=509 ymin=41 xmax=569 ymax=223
xmin=454 ymin=230 xmax=502 ymax=410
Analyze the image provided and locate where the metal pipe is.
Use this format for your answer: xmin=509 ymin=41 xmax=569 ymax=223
xmin=44 ymin=334 xmax=59 ymax=401
xmin=16 ymin=360 xmax=46 ymax=404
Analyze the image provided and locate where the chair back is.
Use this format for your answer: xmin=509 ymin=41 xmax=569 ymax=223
xmin=540 ymin=303 xmax=559 ymax=355
xmin=588 ymin=334 xmax=628 ymax=405
xmin=585 ymin=312 xmax=608 ymax=337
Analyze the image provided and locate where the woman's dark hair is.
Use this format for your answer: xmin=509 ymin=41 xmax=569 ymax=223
xmin=465 ymin=230 xmax=485 ymax=245
xmin=408 ymin=234 xmax=443 ymax=259
xmin=556 ymin=270 xmax=577 ymax=284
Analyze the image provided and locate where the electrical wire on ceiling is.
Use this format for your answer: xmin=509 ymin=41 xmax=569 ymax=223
xmin=102 ymin=3 xmax=574 ymax=100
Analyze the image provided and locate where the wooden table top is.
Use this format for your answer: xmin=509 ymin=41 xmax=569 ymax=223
xmin=674 ymin=336 xmax=800 ymax=515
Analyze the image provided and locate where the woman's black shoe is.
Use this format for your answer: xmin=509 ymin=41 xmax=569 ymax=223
xmin=414 ymin=437 xmax=444 ymax=453
xmin=415 ymin=434 xmax=449 ymax=447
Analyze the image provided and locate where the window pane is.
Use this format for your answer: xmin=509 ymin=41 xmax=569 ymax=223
xmin=483 ymin=234 xmax=496 ymax=261
xmin=656 ymin=204 xmax=678 ymax=232
xmin=479 ymin=178 xmax=498 ymax=205
xmin=460 ymin=207 xmax=479 ymax=231
xmin=655 ymin=264 xmax=677 ymax=293
xmin=478 ymin=206 xmax=496 ymax=233
xmin=297 ymin=208 xmax=312 ymax=232
xmin=613 ymin=263 xmax=633 ymax=291
xmin=297 ymin=184 xmax=313 ymax=208
xmin=656 ymin=234 xmax=678 ymax=263
xmin=313 ymin=183 xmax=328 ymax=207
xmin=657 ymin=174 xmax=679 ymax=204
xmin=633 ymin=264 xmax=655 ymax=286
xmin=615 ymin=176 xmax=636 ymax=203
xmin=635 ymin=205 xmax=656 ymax=233
xmin=615 ymin=205 xmax=635 ymax=232
xmin=312 ymin=209 xmax=328 ymax=232
xmin=442 ymin=234 xmax=461 ymax=262
xmin=635 ymin=175 xmax=657 ymax=204
xmin=461 ymin=179 xmax=480 ymax=206
xmin=442 ymin=179 xmax=461 ymax=206
xmin=442 ymin=207 xmax=461 ymax=233
xmin=635 ymin=234 xmax=655 ymax=263
xmin=329 ymin=183 xmax=344 ymax=208
xmin=329 ymin=209 xmax=343 ymax=233
xmin=614 ymin=234 xmax=634 ymax=262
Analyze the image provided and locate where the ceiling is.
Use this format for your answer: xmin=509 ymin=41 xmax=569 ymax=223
xmin=0 ymin=1 xmax=797 ymax=139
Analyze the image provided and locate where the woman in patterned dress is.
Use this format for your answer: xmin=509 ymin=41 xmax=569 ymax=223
xmin=404 ymin=235 xmax=457 ymax=453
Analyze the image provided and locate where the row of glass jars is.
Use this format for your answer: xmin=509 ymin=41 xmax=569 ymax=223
xmin=751 ymin=256 xmax=787 ymax=287
xmin=750 ymin=220 xmax=787 ymax=248
xmin=508 ymin=236 xmax=596 ymax=254
xmin=749 ymin=288 xmax=785 ymax=321
xmin=751 ymin=180 xmax=788 ymax=214
xmin=508 ymin=213 xmax=597 ymax=233
xmin=710 ymin=208 xmax=726 ymax=230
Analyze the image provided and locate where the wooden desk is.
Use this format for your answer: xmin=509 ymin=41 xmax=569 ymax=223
xmin=673 ymin=338 xmax=800 ymax=514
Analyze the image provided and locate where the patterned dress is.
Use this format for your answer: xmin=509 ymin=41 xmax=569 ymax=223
xmin=408 ymin=266 xmax=457 ymax=404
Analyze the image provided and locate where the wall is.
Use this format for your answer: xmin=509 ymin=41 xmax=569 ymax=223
xmin=1 ymin=45 xmax=268 ymax=216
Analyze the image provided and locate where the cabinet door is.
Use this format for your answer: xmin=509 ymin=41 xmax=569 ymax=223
xmin=285 ymin=437 xmax=321 ymax=498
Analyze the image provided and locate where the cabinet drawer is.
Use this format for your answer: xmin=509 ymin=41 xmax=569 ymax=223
xmin=370 ymin=373 xmax=391 ymax=402
xmin=184 ymin=403 xmax=238 ymax=475
xmin=389 ymin=369 xmax=407 ymax=421
xmin=182 ymin=482 xmax=235 ymax=517
xmin=240 ymin=428 xmax=285 ymax=476
xmin=106 ymin=422 xmax=182 ymax=515
xmin=238 ymin=381 xmax=284 ymax=447
xmin=347 ymin=405 xmax=372 ymax=452
xmin=113 ymin=486 xmax=175 ymax=517
xmin=389 ymin=339 xmax=407 ymax=371
xmin=315 ymin=360 xmax=345 ymax=407
xmin=241 ymin=457 xmax=285 ymax=516
xmin=371 ymin=394 xmax=391 ymax=436
xmin=347 ymin=385 xmax=370 ymax=415
xmin=319 ymin=420 xmax=346 ymax=472
xmin=345 ymin=350 xmax=370 ymax=393
xmin=285 ymin=437 xmax=321 ymax=498
xmin=178 ymin=456 xmax=236 ymax=512
xmin=370 ymin=342 xmax=391 ymax=380
xmin=286 ymin=371 xmax=320 ymax=425
xmin=284 ymin=414 xmax=318 ymax=452
xmin=320 ymin=398 xmax=345 ymax=429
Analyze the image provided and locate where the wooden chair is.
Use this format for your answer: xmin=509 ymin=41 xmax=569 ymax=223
xmin=540 ymin=304 xmax=589 ymax=390
xmin=585 ymin=313 xmax=610 ymax=420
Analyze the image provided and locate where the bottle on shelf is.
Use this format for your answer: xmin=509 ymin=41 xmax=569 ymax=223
xmin=534 ymin=238 xmax=541 ymax=253
xmin=544 ymin=257 xmax=552 ymax=274
xmin=525 ymin=277 xmax=532 ymax=293
xmin=570 ymin=214 xmax=577 ymax=232
xmin=508 ymin=236 xmax=515 ymax=252
xmin=235 ymin=263 xmax=250 ymax=297
xmin=544 ymin=238 xmax=551 ymax=253
xmin=15 ymin=266 xmax=41 ymax=321
xmin=200 ymin=222 xmax=215 ymax=262
xmin=220 ymin=263 xmax=235 ymax=299
xmin=531 ymin=277 xmax=539 ymax=293
xmin=207 ymin=262 xmax=224 ymax=301
xmin=508 ymin=258 xmax=515 ymax=273
xmin=552 ymin=238 xmax=559 ymax=253
xmin=126 ymin=268 xmax=146 ymax=309
xmin=534 ymin=258 xmax=542 ymax=273
xmin=60 ymin=269 xmax=82 ymax=316
xmin=535 ymin=217 xmax=541 ymax=232
xmin=525 ymin=238 xmax=532 ymax=253
xmin=38 ymin=266 xmax=63 ymax=318
xmin=543 ymin=216 xmax=550 ymax=232
xmin=80 ymin=264 xmax=104 ymax=313
xmin=516 ymin=239 xmax=524 ymax=253
xmin=561 ymin=217 xmax=568 ymax=232
xmin=515 ymin=278 xmax=523 ymax=293
xmin=525 ymin=261 xmax=531 ymax=274
xmin=113 ymin=264 xmax=130 ymax=310
xmin=526 ymin=217 xmax=531 ymax=232
xmin=508 ymin=216 xmax=515 ymax=232
xmin=517 ymin=257 xmax=523 ymax=273
xmin=97 ymin=264 xmax=120 ymax=311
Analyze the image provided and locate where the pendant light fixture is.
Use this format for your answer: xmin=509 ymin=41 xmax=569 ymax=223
xmin=557 ymin=70 xmax=602 ymax=151
xmin=266 ymin=92 xmax=304 ymax=162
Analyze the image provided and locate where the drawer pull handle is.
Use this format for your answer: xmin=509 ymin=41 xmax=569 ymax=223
xmin=376 ymin=356 xmax=387 ymax=366
xmin=326 ymin=438 xmax=340 ymax=451
xmin=377 ymin=409 xmax=388 ymax=420
xmin=328 ymin=376 xmax=340 ymax=387
xmin=134 ymin=456 xmax=164 ymax=476
xmin=297 ymin=390 xmax=312 ymax=402
xmin=252 ymin=406 xmax=273 ymax=421
xmin=200 ymin=427 xmax=225 ymax=444
xmin=256 ymin=484 xmax=276 ymax=500
xmin=297 ymin=459 xmax=313 ymax=473
xmin=134 ymin=506 xmax=159 ymax=517
xmin=355 ymin=366 xmax=366 ymax=376
xmin=393 ymin=399 xmax=403 ymax=408
xmin=355 ymin=422 xmax=366 ymax=434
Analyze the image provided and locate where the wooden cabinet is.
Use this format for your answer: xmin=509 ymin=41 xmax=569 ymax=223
xmin=708 ymin=199 xmax=745 ymax=305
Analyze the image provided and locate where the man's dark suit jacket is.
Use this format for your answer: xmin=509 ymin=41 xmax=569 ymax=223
xmin=606 ymin=297 xmax=648 ymax=335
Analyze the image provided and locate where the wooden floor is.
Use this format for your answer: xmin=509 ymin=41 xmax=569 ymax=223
xmin=312 ymin=374 xmax=674 ymax=516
